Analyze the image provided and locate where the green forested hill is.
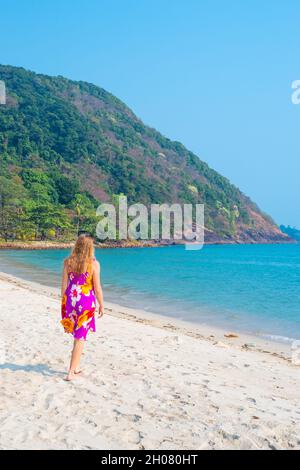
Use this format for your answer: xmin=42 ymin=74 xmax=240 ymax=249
xmin=0 ymin=64 xmax=289 ymax=243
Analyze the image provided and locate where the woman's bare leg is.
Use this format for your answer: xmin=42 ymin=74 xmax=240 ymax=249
xmin=65 ymin=339 xmax=84 ymax=381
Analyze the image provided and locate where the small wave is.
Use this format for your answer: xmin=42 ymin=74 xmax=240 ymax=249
xmin=259 ymin=333 xmax=297 ymax=344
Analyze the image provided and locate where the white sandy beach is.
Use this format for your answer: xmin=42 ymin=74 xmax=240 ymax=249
xmin=0 ymin=271 xmax=299 ymax=450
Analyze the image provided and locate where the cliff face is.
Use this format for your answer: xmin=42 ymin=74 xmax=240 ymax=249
xmin=0 ymin=64 xmax=291 ymax=243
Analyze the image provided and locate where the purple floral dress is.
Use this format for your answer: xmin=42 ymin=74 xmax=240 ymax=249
xmin=61 ymin=269 xmax=96 ymax=341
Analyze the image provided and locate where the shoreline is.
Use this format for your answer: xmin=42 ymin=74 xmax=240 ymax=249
xmin=0 ymin=245 xmax=299 ymax=347
xmin=0 ymin=271 xmax=293 ymax=361
xmin=0 ymin=241 xmax=299 ymax=347
xmin=0 ymin=246 xmax=298 ymax=347
xmin=0 ymin=240 xmax=160 ymax=250
xmin=0 ymin=270 xmax=299 ymax=449
xmin=0 ymin=238 xmax=297 ymax=251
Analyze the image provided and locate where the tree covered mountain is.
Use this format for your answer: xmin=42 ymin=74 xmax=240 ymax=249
xmin=0 ymin=64 xmax=290 ymax=243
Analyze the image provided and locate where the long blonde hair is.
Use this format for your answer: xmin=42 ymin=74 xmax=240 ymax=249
xmin=67 ymin=235 xmax=94 ymax=274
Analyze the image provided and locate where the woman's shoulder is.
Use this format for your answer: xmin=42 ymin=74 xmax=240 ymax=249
xmin=63 ymin=257 xmax=70 ymax=268
xmin=92 ymin=258 xmax=100 ymax=271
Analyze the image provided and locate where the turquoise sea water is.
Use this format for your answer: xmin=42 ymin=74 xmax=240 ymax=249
xmin=0 ymin=244 xmax=300 ymax=342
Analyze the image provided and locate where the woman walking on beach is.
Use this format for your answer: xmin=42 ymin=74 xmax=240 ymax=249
xmin=61 ymin=234 xmax=104 ymax=381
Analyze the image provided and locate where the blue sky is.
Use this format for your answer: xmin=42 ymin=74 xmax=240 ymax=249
xmin=0 ymin=0 xmax=299 ymax=226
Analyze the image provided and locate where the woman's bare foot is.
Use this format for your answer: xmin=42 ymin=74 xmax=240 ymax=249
xmin=64 ymin=371 xmax=76 ymax=381
xmin=74 ymin=368 xmax=83 ymax=375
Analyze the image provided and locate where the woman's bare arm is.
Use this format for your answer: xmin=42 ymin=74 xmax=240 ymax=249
xmin=93 ymin=260 xmax=104 ymax=317
xmin=61 ymin=259 xmax=69 ymax=297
